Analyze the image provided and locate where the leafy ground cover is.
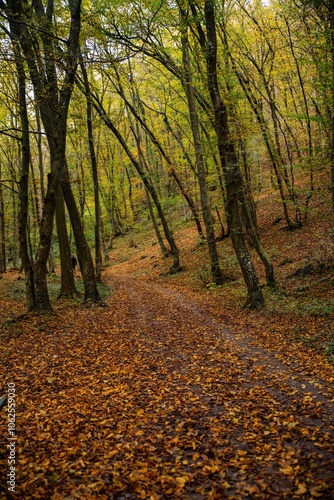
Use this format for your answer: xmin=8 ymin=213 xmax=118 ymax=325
xmin=1 ymin=185 xmax=334 ymax=499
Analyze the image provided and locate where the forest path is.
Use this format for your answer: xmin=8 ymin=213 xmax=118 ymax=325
xmin=103 ymin=274 xmax=334 ymax=498
xmin=1 ymin=273 xmax=334 ymax=499
xmin=110 ymin=275 xmax=334 ymax=411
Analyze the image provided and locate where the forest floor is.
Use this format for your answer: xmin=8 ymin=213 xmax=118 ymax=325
xmin=1 ymin=184 xmax=334 ymax=499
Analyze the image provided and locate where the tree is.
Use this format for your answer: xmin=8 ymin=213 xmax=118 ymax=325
xmin=0 ymin=0 xmax=82 ymax=310
xmin=80 ymin=57 xmax=103 ymax=282
xmin=200 ymin=0 xmax=266 ymax=307
xmin=179 ymin=4 xmax=223 ymax=285
xmin=81 ymin=81 xmax=181 ymax=272
xmin=0 ymin=164 xmax=6 ymax=273
xmin=297 ymin=0 xmax=334 ymax=210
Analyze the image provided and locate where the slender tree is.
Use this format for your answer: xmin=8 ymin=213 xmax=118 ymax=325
xmin=0 ymin=163 xmax=6 ymax=273
xmin=202 ymin=0 xmax=265 ymax=306
xmin=179 ymin=4 xmax=223 ymax=285
xmin=0 ymin=0 xmax=82 ymax=310
xmin=80 ymin=57 xmax=103 ymax=281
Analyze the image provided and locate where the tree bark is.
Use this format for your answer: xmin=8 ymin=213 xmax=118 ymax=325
xmin=180 ymin=10 xmax=223 ymax=285
xmin=80 ymin=58 xmax=103 ymax=281
xmin=203 ymin=0 xmax=264 ymax=307
xmin=145 ymin=187 xmax=169 ymax=257
xmin=55 ymin=187 xmax=77 ymax=297
xmin=61 ymin=167 xmax=103 ymax=304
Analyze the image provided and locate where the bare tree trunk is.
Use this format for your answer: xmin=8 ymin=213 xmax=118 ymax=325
xmin=61 ymin=167 xmax=103 ymax=304
xmin=180 ymin=12 xmax=223 ymax=285
xmin=203 ymin=0 xmax=265 ymax=307
xmin=55 ymin=188 xmax=77 ymax=297
xmin=80 ymin=57 xmax=103 ymax=281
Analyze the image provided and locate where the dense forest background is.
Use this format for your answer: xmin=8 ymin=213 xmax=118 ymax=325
xmin=0 ymin=0 xmax=333 ymax=311
xmin=1 ymin=3 xmax=334 ymax=497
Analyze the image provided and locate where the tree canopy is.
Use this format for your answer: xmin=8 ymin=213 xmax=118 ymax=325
xmin=0 ymin=0 xmax=333 ymax=308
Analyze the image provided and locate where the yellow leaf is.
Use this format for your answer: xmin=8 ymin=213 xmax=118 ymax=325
xmin=175 ymin=476 xmax=187 ymax=488
xmin=105 ymin=450 xmax=117 ymax=458
xmin=309 ymin=487 xmax=324 ymax=497
xmin=295 ymin=484 xmax=308 ymax=495
xmin=280 ymin=465 xmax=294 ymax=475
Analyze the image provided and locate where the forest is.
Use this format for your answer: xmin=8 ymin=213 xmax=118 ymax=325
xmin=0 ymin=0 xmax=332 ymax=309
xmin=0 ymin=0 xmax=334 ymax=498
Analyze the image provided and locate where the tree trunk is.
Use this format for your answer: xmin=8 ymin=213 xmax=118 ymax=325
xmin=80 ymin=58 xmax=103 ymax=281
xmin=55 ymin=188 xmax=77 ymax=297
xmin=180 ymin=12 xmax=223 ymax=285
xmin=12 ymin=183 xmax=20 ymax=270
xmin=48 ymin=243 xmax=56 ymax=274
xmin=4 ymin=0 xmax=82 ymax=311
xmin=330 ymin=0 xmax=334 ymax=211
xmin=145 ymin=187 xmax=169 ymax=257
xmin=61 ymin=168 xmax=103 ymax=304
xmin=10 ymin=27 xmax=36 ymax=309
xmin=0 ymin=174 xmax=6 ymax=273
xmin=34 ymin=100 xmax=45 ymax=215
xmin=203 ymin=0 xmax=264 ymax=307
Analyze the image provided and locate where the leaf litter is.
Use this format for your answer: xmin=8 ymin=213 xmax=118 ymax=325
xmin=1 ymin=266 xmax=334 ymax=500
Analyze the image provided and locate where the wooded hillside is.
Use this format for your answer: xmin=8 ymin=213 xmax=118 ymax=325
xmin=1 ymin=2 xmax=334 ymax=498
xmin=0 ymin=0 xmax=333 ymax=310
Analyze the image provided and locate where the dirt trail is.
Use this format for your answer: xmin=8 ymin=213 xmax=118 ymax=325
xmin=110 ymin=275 xmax=334 ymax=414
xmin=105 ymin=274 xmax=334 ymax=498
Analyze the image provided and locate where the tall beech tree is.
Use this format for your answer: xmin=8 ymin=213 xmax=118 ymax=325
xmin=200 ymin=0 xmax=266 ymax=307
xmin=80 ymin=57 xmax=103 ymax=282
xmin=179 ymin=5 xmax=223 ymax=286
xmin=1 ymin=0 xmax=82 ymax=310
